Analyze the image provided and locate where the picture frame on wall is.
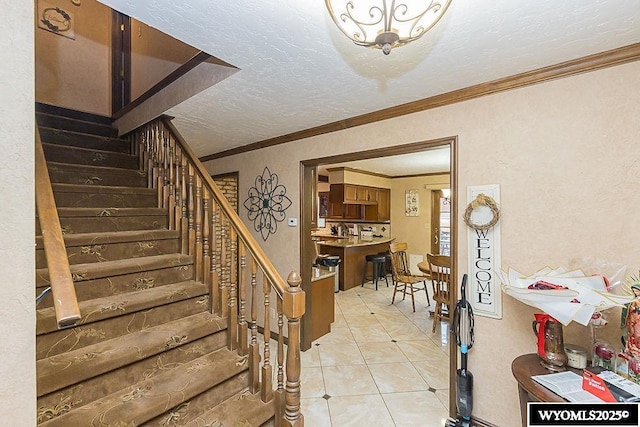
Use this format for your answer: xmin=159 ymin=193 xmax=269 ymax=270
xmin=37 ymin=0 xmax=76 ymax=40
xmin=405 ymin=189 xmax=419 ymax=216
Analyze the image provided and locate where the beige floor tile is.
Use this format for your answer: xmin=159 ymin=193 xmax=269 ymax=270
xmin=368 ymin=362 xmax=429 ymax=393
xmin=358 ymin=341 xmax=409 ymax=364
xmin=301 ymin=345 xmax=321 ymax=368
xmin=397 ymin=339 xmax=444 ymax=362
xmin=328 ymin=394 xmax=395 ymax=427
xmin=435 ymin=388 xmax=450 ymax=408
xmin=383 ymin=321 xmax=428 ymax=341
xmin=315 ymin=326 xmax=355 ymax=345
xmin=383 ymin=391 xmax=449 ymax=426
xmin=343 ymin=312 xmax=381 ymax=328
xmin=301 ymin=397 xmax=332 ymax=427
xmin=412 ymin=360 xmax=450 ymax=389
xmin=322 ymin=365 xmax=379 ymax=396
xmin=350 ymin=325 xmax=393 ymax=343
xmin=318 ymin=341 xmax=366 ymax=366
xmin=301 ymin=366 xmax=326 ymax=398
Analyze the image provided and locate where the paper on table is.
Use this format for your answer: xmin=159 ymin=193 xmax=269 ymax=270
xmin=531 ymin=371 xmax=603 ymax=403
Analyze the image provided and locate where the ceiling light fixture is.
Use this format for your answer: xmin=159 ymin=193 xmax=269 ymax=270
xmin=325 ymin=0 xmax=452 ymax=55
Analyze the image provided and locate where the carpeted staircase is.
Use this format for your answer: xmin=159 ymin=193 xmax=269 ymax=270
xmin=35 ymin=104 xmax=275 ymax=426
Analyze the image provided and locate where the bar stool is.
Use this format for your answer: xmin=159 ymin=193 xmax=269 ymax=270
xmin=378 ymin=251 xmax=394 ymax=287
xmin=361 ymin=254 xmax=389 ymax=290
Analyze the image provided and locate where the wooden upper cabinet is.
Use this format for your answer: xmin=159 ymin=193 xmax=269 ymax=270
xmin=376 ymin=188 xmax=390 ymax=221
xmin=330 ymin=184 xmax=376 ymax=205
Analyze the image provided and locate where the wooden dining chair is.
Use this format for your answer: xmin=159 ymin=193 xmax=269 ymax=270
xmin=389 ymin=242 xmax=430 ymax=312
xmin=427 ymin=253 xmax=452 ymax=332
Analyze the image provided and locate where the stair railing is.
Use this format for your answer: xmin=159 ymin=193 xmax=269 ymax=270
xmin=35 ymin=126 xmax=81 ymax=328
xmin=131 ymin=117 xmax=305 ymax=427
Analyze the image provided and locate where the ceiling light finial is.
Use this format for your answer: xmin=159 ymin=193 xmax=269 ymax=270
xmin=325 ymin=0 xmax=452 ymax=55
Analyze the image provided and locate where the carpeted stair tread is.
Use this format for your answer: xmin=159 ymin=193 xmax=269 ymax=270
xmin=37 ymin=280 xmax=207 ymax=334
xmin=39 ymin=346 xmax=246 ymax=426
xmin=43 ymin=143 xmax=138 ymax=169
xmin=36 ymin=103 xmax=113 ymax=126
xmin=46 ymin=161 xmax=147 ymax=187
xmin=51 ymin=206 xmax=165 ymax=217
xmin=36 ymin=229 xmax=179 ymax=249
xmin=37 ymin=311 xmax=228 ymax=397
xmin=37 ymin=112 xmax=118 ymax=137
xmin=39 ymin=127 xmax=130 ymax=153
xmin=185 ymin=389 xmax=274 ymax=427
xmin=51 ymin=182 xmax=155 ymax=195
xmin=36 ymin=253 xmax=193 ymax=286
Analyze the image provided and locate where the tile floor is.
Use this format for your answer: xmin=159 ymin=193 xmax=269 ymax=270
xmin=299 ymin=279 xmax=452 ymax=426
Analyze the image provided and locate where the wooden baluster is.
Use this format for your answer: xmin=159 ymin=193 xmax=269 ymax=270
xmin=283 ymin=272 xmax=304 ymax=427
xmin=261 ymin=274 xmax=273 ymax=403
xmin=159 ymin=126 xmax=169 ymax=208
xmin=167 ymin=137 xmax=175 ymax=229
xmin=219 ymin=217 xmax=228 ymax=318
xmin=180 ymin=155 xmax=188 ymax=254
xmin=146 ymin=126 xmax=153 ymax=187
xmin=275 ymin=297 xmax=285 ymax=427
xmin=249 ymin=257 xmax=259 ymax=393
xmin=187 ymin=165 xmax=195 ymax=256
xmin=151 ymin=124 xmax=160 ymax=190
xmin=202 ymin=189 xmax=210 ymax=286
xmin=194 ymin=175 xmax=203 ymax=282
xmin=173 ymin=149 xmax=182 ymax=233
xmin=209 ymin=200 xmax=219 ymax=314
xmin=227 ymin=228 xmax=238 ymax=351
xmin=238 ymin=241 xmax=248 ymax=356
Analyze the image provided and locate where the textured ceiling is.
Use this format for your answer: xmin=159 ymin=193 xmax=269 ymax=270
xmin=99 ymin=0 xmax=640 ymax=164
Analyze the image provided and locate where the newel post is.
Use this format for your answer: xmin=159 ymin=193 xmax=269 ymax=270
xmin=281 ymin=271 xmax=305 ymax=427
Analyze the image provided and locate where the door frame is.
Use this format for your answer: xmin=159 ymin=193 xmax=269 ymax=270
xmin=300 ymin=136 xmax=458 ymax=418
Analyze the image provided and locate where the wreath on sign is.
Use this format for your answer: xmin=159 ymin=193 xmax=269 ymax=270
xmin=463 ymin=193 xmax=500 ymax=231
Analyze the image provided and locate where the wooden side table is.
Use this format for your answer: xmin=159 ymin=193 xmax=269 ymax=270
xmin=512 ymin=353 xmax=575 ymax=427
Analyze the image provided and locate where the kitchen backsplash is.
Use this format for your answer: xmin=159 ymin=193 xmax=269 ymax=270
xmin=324 ymin=221 xmax=391 ymax=238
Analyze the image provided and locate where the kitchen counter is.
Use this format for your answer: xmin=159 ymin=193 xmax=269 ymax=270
xmin=315 ymin=236 xmax=393 ymax=248
xmin=317 ymin=238 xmax=394 ymax=291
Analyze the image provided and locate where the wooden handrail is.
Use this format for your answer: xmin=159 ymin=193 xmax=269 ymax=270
xmin=160 ymin=117 xmax=289 ymax=298
xmin=35 ymin=127 xmax=80 ymax=327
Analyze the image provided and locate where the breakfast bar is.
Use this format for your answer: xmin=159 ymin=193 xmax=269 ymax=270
xmin=316 ymin=237 xmax=394 ymax=291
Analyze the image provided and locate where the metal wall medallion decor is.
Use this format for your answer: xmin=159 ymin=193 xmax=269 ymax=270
xmin=243 ymin=167 xmax=292 ymax=241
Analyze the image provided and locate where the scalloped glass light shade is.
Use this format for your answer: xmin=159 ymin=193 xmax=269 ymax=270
xmin=325 ymin=0 xmax=452 ymax=54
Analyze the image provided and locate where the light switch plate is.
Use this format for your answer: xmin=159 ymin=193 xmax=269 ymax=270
xmin=287 ymin=218 xmax=297 ymax=226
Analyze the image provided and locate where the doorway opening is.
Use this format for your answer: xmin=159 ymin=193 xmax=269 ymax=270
xmin=300 ymin=136 xmax=458 ymax=418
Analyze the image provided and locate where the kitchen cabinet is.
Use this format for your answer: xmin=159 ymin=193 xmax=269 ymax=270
xmin=318 ymin=192 xmax=329 ymax=218
xmin=330 ymin=184 xmax=376 ymax=205
xmin=376 ymin=188 xmax=390 ymax=221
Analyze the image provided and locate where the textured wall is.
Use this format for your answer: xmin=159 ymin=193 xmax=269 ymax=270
xmin=205 ymin=61 xmax=640 ymax=426
xmin=130 ymin=18 xmax=199 ymax=100
xmin=391 ymin=174 xmax=450 ymax=265
xmin=35 ymin=0 xmax=111 ymax=115
xmin=1 ymin=2 xmax=36 ymax=424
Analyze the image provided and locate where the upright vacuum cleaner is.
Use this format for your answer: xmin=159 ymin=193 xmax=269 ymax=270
xmin=446 ymin=274 xmax=475 ymax=427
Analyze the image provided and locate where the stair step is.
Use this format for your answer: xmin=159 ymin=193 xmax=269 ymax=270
xmin=36 ymin=206 xmax=167 ymax=234
xmin=37 ymin=112 xmax=118 ymax=137
xmin=43 ymin=143 xmax=138 ymax=169
xmin=186 ymin=390 xmax=274 ymax=427
xmin=39 ymin=127 xmax=130 ymax=153
xmin=37 ymin=283 xmax=210 ymax=360
xmin=36 ymin=103 xmax=114 ymax=126
xmin=35 ymin=229 xmax=180 ymax=268
xmin=37 ymin=259 xmax=194 ymax=308
xmin=39 ymin=348 xmax=247 ymax=426
xmin=37 ymin=280 xmax=207 ymax=335
xmin=37 ymin=311 xmax=228 ymax=397
xmin=36 ymin=253 xmax=193 ymax=287
xmin=46 ymin=161 xmax=147 ymax=187
xmin=37 ymin=331 xmax=228 ymax=424
xmin=51 ymin=183 xmax=157 ymax=208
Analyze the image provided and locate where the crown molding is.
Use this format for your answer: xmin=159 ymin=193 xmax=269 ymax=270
xmin=200 ymin=42 xmax=640 ymax=162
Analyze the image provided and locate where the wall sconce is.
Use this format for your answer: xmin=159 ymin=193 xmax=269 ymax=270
xmin=442 ymin=188 xmax=451 ymax=199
